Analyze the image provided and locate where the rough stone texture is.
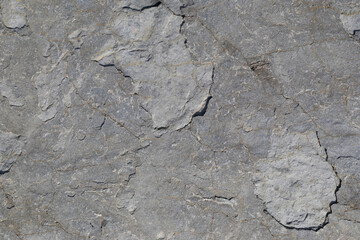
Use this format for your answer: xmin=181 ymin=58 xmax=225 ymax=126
xmin=1 ymin=0 xmax=27 ymax=29
xmin=340 ymin=13 xmax=360 ymax=35
xmin=253 ymin=131 xmax=339 ymax=230
xmin=0 ymin=0 xmax=360 ymax=239
xmin=0 ymin=131 xmax=24 ymax=173
xmin=92 ymin=5 xmax=213 ymax=131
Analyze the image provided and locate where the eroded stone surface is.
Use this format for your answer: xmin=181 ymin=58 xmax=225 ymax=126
xmin=0 ymin=130 xmax=24 ymax=173
xmin=0 ymin=83 xmax=24 ymax=107
xmin=253 ymin=131 xmax=339 ymax=229
xmin=92 ymin=5 xmax=213 ymax=131
xmin=340 ymin=13 xmax=360 ymax=35
xmin=1 ymin=0 xmax=27 ymax=29
xmin=0 ymin=0 xmax=360 ymax=239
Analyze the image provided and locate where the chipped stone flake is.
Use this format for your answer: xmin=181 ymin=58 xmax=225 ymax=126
xmin=0 ymin=83 xmax=24 ymax=107
xmin=121 ymin=0 xmax=160 ymax=11
xmin=94 ymin=5 xmax=213 ymax=131
xmin=0 ymin=131 xmax=24 ymax=173
xmin=253 ymin=131 xmax=339 ymax=230
xmin=68 ymin=28 xmax=87 ymax=49
xmin=161 ymin=0 xmax=194 ymax=15
xmin=38 ymin=105 xmax=57 ymax=122
xmin=1 ymin=0 xmax=27 ymax=29
xmin=340 ymin=13 xmax=360 ymax=35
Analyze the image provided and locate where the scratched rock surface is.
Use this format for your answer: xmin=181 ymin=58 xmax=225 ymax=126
xmin=0 ymin=0 xmax=359 ymax=239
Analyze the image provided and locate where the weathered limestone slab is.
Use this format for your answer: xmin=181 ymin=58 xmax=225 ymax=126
xmin=1 ymin=0 xmax=27 ymax=29
xmin=92 ymin=5 xmax=213 ymax=132
xmin=0 ymin=130 xmax=24 ymax=173
xmin=0 ymin=0 xmax=360 ymax=239
xmin=253 ymin=131 xmax=340 ymax=230
xmin=340 ymin=13 xmax=360 ymax=35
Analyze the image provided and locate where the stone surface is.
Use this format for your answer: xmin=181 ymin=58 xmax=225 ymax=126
xmin=92 ymin=5 xmax=213 ymax=131
xmin=1 ymin=0 xmax=27 ymax=29
xmin=0 ymin=130 xmax=24 ymax=173
xmin=340 ymin=13 xmax=360 ymax=35
xmin=253 ymin=131 xmax=339 ymax=230
xmin=0 ymin=0 xmax=360 ymax=239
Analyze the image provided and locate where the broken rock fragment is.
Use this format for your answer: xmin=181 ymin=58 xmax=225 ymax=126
xmin=68 ymin=29 xmax=87 ymax=49
xmin=1 ymin=0 xmax=27 ymax=29
xmin=340 ymin=13 xmax=360 ymax=35
xmin=0 ymin=131 xmax=24 ymax=174
xmin=121 ymin=0 xmax=160 ymax=11
xmin=253 ymin=131 xmax=340 ymax=230
xmin=93 ymin=5 xmax=213 ymax=132
xmin=161 ymin=0 xmax=194 ymax=15
xmin=0 ymin=83 xmax=24 ymax=107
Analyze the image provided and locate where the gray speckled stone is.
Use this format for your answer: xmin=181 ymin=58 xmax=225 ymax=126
xmin=1 ymin=0 xmax=27 ymax=29
xmin=0 ymin=0 xmax=360 ymax=239
xmin=253 ymin=130 xmax=339 ymax=230
xmin=0 ymin=130 xmax=24 ymax=173
xmin=93 ymin=5 xmax=213 ymax=132
xmin=340 ymin=13 xmax=360 ymax=35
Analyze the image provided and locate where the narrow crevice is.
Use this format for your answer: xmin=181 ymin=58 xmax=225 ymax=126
xmin=342 ymin=218 xmax=360 ymax=224
xmin=94 ymin=118 xmax=105 ymax=130
xmin=213 ymin=195 xmax=234 ymax=201
xmin=316 ymin=131 xmax=342 ymax=230
xmin=193 ymin=96 xmax=211 ymax=117
xmin=177 ymin=16 xmax=215 ymax=128
xmin=192 ymin=64 xmax=215 ymax=119
xmin=249 ymin=60 xmax=270 ymax=72
xmin=262 ymin=209 xmax=324 ymax=231
xmin=154 ymin=126 xmax=169 ymax=131
xmin=198 ymin=194 xmax=235 ymax=202
xmin=315 ymin=131 xmax=322 ymax=147
xmin=159 ymin=1 xmax=183 ymax=17
xmin=122 ymin=1 xmax=161 ymax=12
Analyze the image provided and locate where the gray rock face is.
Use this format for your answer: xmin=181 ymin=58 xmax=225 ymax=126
xmin=253 ymin=131 xmax=339 ymax=230
xmin=1 ymin=0 xmax=27 ymax=29
xmin=340 ymin=13 xmax=360 ymax=35
xmin=92 ymin=5 xmax=213 ymax=131
xmin=1 ymin=0 xmax=360 ymax=239
xmin=0 ymin=131 xmax=24 ymax=173
xmin=0 ymin=83 xmax=24 ymax=106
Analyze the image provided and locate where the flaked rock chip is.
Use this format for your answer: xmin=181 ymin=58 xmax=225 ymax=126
xmin=92 ymin=5 xmax=213 ymax=133
xmin=253 ymin=130 xmax=339 ymax=230
xmin=0 ymin=131 xmax=24 ymax=174
xmin=340 ymin=13 xmax=360 ymax=35
xmin=1 ymin=0 xmax=27 ymax=29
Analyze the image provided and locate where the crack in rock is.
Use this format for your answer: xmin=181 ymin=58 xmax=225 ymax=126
xmin=252 ymin=130 xmax=340 ymax=230
xmin=160 ymin=0 xmax=194 ymax=16
xmin=121 ymin=0 xmax=161 ymax=11
xmin=0 ymin=83 xmax=24 ymax=107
